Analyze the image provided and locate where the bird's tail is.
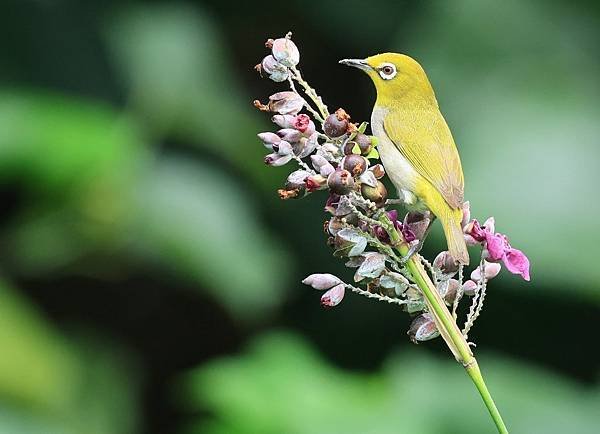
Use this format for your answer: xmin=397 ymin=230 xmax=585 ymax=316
xmin=440 ymin=208 xmax=470 ymax=265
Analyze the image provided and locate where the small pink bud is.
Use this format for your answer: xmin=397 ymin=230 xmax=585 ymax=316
xmin=277 ymin=128 xmax=302 ymax=143
xmin=302 ymin=273 xmax=343 ymax=290
xmin=320 ymin=283 xmax=345 ymax=308
xmin=305 ymin=175 xmax=327 ymax=192
xmin=471 ymin=261 xmax=502 ymax=281
xmin=462 ymin=279 xmax=478 ymax=296
xmin=484 ymin=232 xmax=508 ymax=262
xmin=273 ymin=140 xmax=293 ymax=156
xmin=503 ymin=248 xmax=531 ymax=281
xmin=264 ymin=152 xmax=292 ymax=167
xmin=295 ymin=133 xmax=319 ymax=158
xmin=292 ymin=114 xmax=311 ymax=132
xmin=271 ymin=37 xmax=300 ymax=67
xmin=483 ymin=216 xmax=495 ymax=234
xmin=261 ymin=55 xmax=289 ymax=82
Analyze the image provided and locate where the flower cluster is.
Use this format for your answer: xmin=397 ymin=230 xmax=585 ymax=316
xmin=254 ymin=33 xmax=530 ymax=344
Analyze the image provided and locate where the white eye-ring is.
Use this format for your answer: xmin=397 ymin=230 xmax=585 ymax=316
xmin=378 ymin=63 xmax=397 ymax=80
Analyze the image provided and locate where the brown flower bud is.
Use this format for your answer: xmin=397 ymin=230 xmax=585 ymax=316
xmin=323 ymin=108 xmax=350 ymax=138
xmin=360 ymin=181 xmax=387 ymax=206
xmin=433 ymin=250 xmax=459 ymax=274
xmin=342 ymin=154 xmax=368 ymax=176
xmin=370 ymin=164 xmax=385 ymax=179
xmin=327 ymin=169 xmax=355 ymax=195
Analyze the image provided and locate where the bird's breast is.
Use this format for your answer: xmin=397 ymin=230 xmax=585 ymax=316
xmin=371 ymin=105 xmax=420 ymax=204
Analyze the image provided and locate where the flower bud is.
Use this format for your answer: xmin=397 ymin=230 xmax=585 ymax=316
xmin=462 ymin=279 xmax=478 ymax=296
xmin=471 ymin=261 xmax=502 ymax=281
xmin=342 ymin=141 xmax=359 ymax=155
xmin=408 ymin=313 xmax=439 ymax=343
xmin=327 ymin=169 xmax=355 ymax=195
xmin=272 ymin=140 xmax=293 ymax=156
xmin=295 ymin=133 xmax=319 ymax=158
xmin=360 ymin=180 xmax=387 ymax=206
xmin=264 ymin=153 xmax=292 ymax=166
xmin=342 ymin=154 xmax=368 ymax=176
xmin=302 ymin=273 xmax=342 ymax=290
xmin=433 ymin=251 xmax=459 ymax=274
xmin=292 ymin=114 xmax=312 ymax=134
xmin=438 ymin=278 xmax=460 ymax=304
xmin=268 ymin=91 xmax=304 ymax=115
xmin=277 ymin=128 xmax=302 ymax=143
xmin=354 ymin=133 xmax=373 ymax=155
xmin=323 ymin=108 xmax=350 ymax=138
xmin=257 ymin=132 xmax=281 ymax=150
xmin=335 ymin=228 xmax=367 ymax=257
xmin=369 ymin=164 xmax=385 ymax=179
xmin=482 ymin=216 xmax=495 ymax=234
xmin=320 ymin=283 xmax=345 ymax=308
xmin=272 ymin=114 xmax=295 ymax=128
xmin=271 ymin=37 xmax=300 ymax=67
xmin=286 ymin=170 xmax=311 ymax=190
xmin=327 ymin=217 xmax=344 ymax=236
xmin=260 ymin=55 xmax=289 ymax=82
xmin=305 ymin=174 xmax=327 ymax=192
xmin=311 ymin=154 xmax=335 ymax=176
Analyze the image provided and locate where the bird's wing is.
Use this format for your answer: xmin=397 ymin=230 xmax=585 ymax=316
xmin=383 ymin=109 xmax=464 ymax=208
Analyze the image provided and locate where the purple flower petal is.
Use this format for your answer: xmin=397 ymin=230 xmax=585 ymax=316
xmin=503 ymin=248 xmax=531 ymax=281
xmin=484 ymin=232 xmax=508 ymax=262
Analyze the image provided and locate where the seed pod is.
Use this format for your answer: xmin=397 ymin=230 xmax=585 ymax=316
xmin=354 ymin=133 xmax=373 ymax=155
xmin=327 ymin=169 xmax=355 ymax=195
xmin=323 ymin=108 xmax=350 ymax=138
xmin=361 ymin=180 xmax=387 ymax=206
xmin=342 ymin=154 xmax=368 ymax=176
xmin=408 ymin=313 xmax=439 ymax=343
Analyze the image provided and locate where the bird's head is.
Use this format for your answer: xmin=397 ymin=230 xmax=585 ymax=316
xmin=339 ymin=53 xmax=436 ymax=106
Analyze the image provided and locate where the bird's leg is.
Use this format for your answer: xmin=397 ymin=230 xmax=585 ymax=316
xmin=399 ymin=215 xmax=437 ymax=265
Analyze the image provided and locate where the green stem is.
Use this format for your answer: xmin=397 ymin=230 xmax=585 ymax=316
xmin=378 ymin=213 xmax=509 ymax=434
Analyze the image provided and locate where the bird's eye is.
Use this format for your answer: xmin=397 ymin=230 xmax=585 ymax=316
xmin=378 ymin=63 xmax=397 ymax=80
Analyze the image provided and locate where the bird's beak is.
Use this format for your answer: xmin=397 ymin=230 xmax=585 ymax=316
xmin=339 ymin=58 xmax=371 ymax=72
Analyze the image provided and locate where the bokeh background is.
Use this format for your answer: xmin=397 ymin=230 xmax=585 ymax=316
xmin=1 ymin=1 xmax=599 ymax=433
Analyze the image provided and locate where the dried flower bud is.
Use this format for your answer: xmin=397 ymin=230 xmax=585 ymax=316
xmin=342 ymin=154 xmax=368 ymax=176
xmin=369 ymin=164 xmax=385 ymax=179
xmin=268 ymin=91 xmax=304 ymax=115
xmin=271 ymin=114 xmax=295 ymax=128
xmin=290 ymin=114 xmax=312 ymax=135
xmin=323 ymin=109 xmax=350 ymax=138
xmin=438 ymin=278 xmax=460 ymax=304
xmin=462 ymin=279 xmax=478 ymax=296
xmin=286 ymin=170 xmax=311 ymax=190
xmin=305 ymin=174 xmax=327 ymax=192
xmin=433 ymin=250 xmax=459 ymax=274
xmin=271 ymin=37 xmax=300 ymax=67
xmin=471 ymin=261 xmax=502 ymax=281
xmin=354 ymin=133 xmax=374 ymax=155
xmin=408 ymin=313 xmax=439 ymax=343
xmin=260 ymin=55 xmax=289 ymax=82
xmin=302 ymin=273 xmax=342 ymax=290
xmin=320 ymin=283 xmax=345 ymax=308
xmin=327 ymin=217 xmax=345 ymax=236
xmin=335 ymin=228 xmax=367 ymax=257
xmin=257 ymin=132 xmax=281 ymax=150
xmin=277 ymin=128 xmax=302 ymax=143
xmin=327 ymin=169 xmax=355 ymax=195
xmin=360 ymin=180 xmax=387 ymax=206
xmin=355 ymin=252 xmax=386 ymax=281
xmin=264 ymin=153 xmax=292 ymax=166
xmin=342 ymin=141 xmax=359 ymax=155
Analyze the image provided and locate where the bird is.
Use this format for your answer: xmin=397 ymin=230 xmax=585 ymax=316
xmin=339 ymin=53 xmax=469 ymax=265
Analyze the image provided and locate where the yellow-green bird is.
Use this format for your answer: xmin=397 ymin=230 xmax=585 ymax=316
xmin=340 ymin=53 xmax=469 ymax=265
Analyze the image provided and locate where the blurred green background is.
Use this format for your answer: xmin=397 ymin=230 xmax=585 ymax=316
xmin=1 ymin=1 xmax=599 ymax=433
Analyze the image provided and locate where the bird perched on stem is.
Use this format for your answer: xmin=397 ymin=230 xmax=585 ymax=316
xmin=340 ymin=54 xmax=469 ymax=264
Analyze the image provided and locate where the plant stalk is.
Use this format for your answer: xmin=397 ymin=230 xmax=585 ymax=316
xmin=378 ymin=213 xmax=509 ymax=434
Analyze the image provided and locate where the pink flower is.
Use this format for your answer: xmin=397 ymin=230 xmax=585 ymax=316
xmin=464 ymin=218 xmax=531 ymax=281
xmin=293 ymin=114 xmax=311 ymax=132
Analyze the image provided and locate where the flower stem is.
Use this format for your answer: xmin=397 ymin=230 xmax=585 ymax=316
xmin=378 ymin=213 xmax=509 ymax=434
